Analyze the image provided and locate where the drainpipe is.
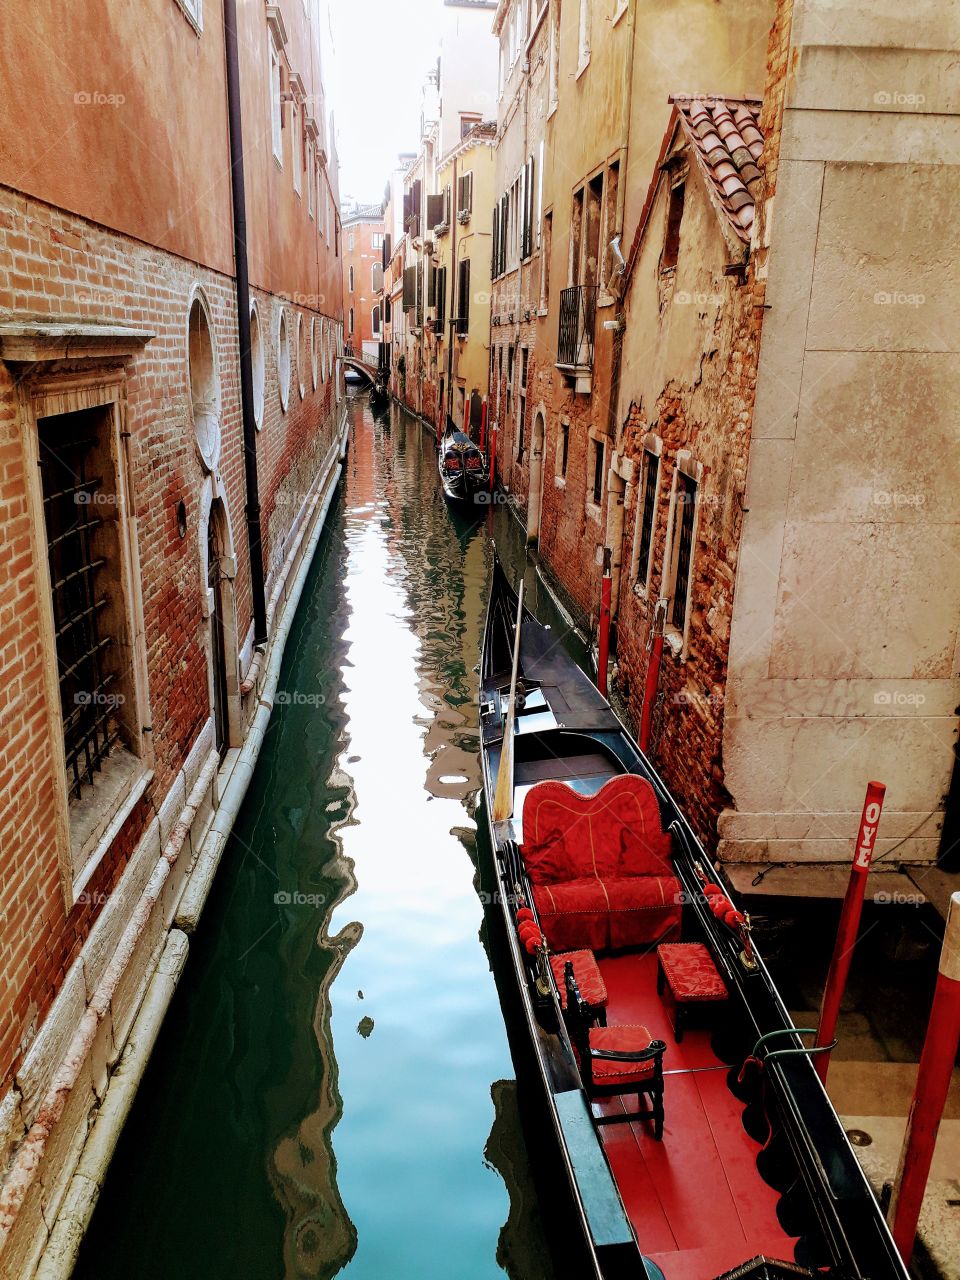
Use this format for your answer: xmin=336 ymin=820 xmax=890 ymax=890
xmin=224 ymin=0 xmax=268 ymax=646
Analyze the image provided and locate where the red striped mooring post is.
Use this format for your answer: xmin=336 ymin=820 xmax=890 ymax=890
xmin=813 ymin=780 xmax=887 ymax=1084
xmin=597 ymin=550 xmax=612 ymax=698
xmin=889 ymin=890 xmax=960 ymax=1264
xmin=639 ymin=599 xmax=666 ymax=755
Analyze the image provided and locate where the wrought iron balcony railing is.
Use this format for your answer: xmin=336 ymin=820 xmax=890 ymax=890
xmin=557 ymin=284 xmax=599 ymax=370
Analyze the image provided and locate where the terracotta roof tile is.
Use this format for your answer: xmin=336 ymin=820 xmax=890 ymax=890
xmin=670 ymin=95 xmax=764 ymax=243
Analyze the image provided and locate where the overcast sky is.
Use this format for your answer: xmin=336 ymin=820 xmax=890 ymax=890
xmin=329 ymin=0 xmax=441 ymax=207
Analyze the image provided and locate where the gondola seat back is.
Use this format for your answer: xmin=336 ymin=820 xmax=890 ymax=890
xmin=521 ymin=775 xmax=681 ymax=952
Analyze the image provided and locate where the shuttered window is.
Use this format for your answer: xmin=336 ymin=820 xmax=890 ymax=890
xmin=456 ymin=259 xmax=471 ymax=335
xmin=457 ymin=171 xmax=474 ymax=218
xmin=435 ymin=266 xmax=447 ymax=329
xmin=521 ymin=156 xmax=535 ymax=260
xmin=402 ymin=265 xmax=417 ymax=311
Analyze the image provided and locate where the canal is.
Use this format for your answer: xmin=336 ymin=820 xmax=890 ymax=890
xmin=76 ymin=392 xmax=585 ymax=1280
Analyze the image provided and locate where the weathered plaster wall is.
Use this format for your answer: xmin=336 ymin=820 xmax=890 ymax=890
xmin=721 ymin=0 xmax=960 ymax=865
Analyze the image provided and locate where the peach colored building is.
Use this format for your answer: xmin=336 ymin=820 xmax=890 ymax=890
xmin=0 ymin=1 xmax=345 ymax=1271
xmin=342 ymin=204 xmax=386 ymax=363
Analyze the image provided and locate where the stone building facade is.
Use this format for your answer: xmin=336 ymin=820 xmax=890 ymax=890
xmin=385 ymin=0 xmax=499 ymax=435
xmin=487 ymin=0 xmax=960 ymax=889
xmin=0 ymin=1 xmax=345 ymax=1272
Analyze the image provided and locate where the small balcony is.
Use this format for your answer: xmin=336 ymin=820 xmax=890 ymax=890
xmin=557 ymin=284 xmax=598 ymax=392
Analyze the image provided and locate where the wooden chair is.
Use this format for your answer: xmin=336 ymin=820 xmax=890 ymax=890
xmin=564 ymin=961 xmax=667 ymax=1140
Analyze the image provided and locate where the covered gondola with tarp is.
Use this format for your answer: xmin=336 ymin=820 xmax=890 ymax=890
xmin=438 ymin=420 xmax=488 ymax=506
xmin=479 ymin=551 xmax=909 ymax=1280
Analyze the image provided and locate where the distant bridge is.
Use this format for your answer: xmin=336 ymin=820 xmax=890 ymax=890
xmin=341 ymin=353 xmax=379 ymax=386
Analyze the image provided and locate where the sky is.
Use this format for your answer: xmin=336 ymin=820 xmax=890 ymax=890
xmin=328 ymin=0 xmax=441 ymax=207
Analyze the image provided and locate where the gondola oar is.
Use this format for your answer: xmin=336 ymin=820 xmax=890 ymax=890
xmin=492 ymin=578 xmax=524 ymax=824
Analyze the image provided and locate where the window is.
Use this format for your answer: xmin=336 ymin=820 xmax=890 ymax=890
xmin=456 ymin=258 xmax=471 ymax=335
xmin=307 ymin=139 xmax=315 ymax=217
xmin=541 ymin=210 xmax=553 ymax=309
xmin=457 ymin=171 xmax=474 ymax=220
xmin=584 ymin=172 xmax=603 ymax=287
xmin=270 ymin=38 xmax=282 ymax=163
xmin=31 ymin=390 xmax=154 ymax=882
xmin=372 ymin=232 xmax=385 ymax=250
xmin=603 ymin=160 xmax=621 ymax=287
xmin=277 ymin=308 xmax=290 ymax=410
xmin=558 ymin=419 xmax=570 ymax=478
xmin=435 ymin=265 xmax=447 ymax=330
xmin=372 ymin=305 xmax=381 ymax=337
xmin=591 ymin=438 xmax=605 ymax=506
xmin=174 ymin=0 xmax=203 ymax=33
xmin=348 ymin=307 xmax=355 ymax=334
xmin=663 ymin=181 xmax=685 ymax=271
xmin=310 ymin=316 xmax=318 ymax=388
xmin=548 ymin=1 xmax=560 ymax=113
xmin=578 ymin=0 xmax=591 ymax=71
xmin=297 ymin=312 xmax=307 ymax=398
xmin=250 ymin=302 xmax=265 ymax=429
xmin=292 ymin=98 xmax=302 ymax=195
xmin=571 ymin=187 xmax=583 ymax=285
xmin=521 ymin=155 xmax=535 ymax=259
xmin=460 ymin=114 xmax=481 ymax=139
xmin=518 ymin=347 xmax=529 ymax=461
xmin=188 ymin=292 xmax=221 ymax=474
xmin=348 ymin=231 xmax=355 ymax=252
xmin=668 ymin=469 xmax=697 ymax=632
xmin=633 ymin=448 xmax=660 ymax=589
xmin=372 ymin=263 xmax=383 ymax=292
xmin=348 ymin=265 xmax=355 ymax=293
xmin=507 ymin=345 xmax=515 ymax=415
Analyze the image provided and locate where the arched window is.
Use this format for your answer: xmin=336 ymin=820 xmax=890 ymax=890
xmin=188 ymin=288 xmax=221 ymax=471
xmin=250 ymin=301 xmax=265 ymax=429
xmin=372 ymin=305 xmax=381 ymax=337
xmin=297 ymin=312 xmax=307 ymax=398
xmin=277 ymin=308 xmax=290 ymax=412
xmin=310 ymin=317 xmax=319 ymax=389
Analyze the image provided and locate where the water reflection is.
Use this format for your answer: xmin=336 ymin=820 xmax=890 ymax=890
xmin=76 ymin=392 xmax=559 ymax=1280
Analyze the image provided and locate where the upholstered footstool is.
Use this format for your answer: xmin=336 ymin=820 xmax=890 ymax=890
xmin=656 ymin=942 xmax=727 ymax=1042
xmin=551 ymin=949 xmax=608 ymax=1026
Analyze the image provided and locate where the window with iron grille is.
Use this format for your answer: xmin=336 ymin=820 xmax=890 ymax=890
xmin=670 ymin=472 xmax=697 ymax=630
xmin=635 ymin=449 xmax=660 ymax=587
xmin=39 ymin=406 xmax=131 ymax=805
xmin=559 ymin=420 xmax=570 ymax=477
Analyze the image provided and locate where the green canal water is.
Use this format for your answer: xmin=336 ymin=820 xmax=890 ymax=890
xmin=76 ymin=393 xmax=586 ymax=1280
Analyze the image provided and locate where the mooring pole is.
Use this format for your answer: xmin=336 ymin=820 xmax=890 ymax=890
xmin=479 ymin=399 xmax=488 ymax=453
xmin=597 ymin=549 xmax=612 ymax=697
xmin=639 ymin=599 xmax=666 ymax=755
xmin=488 ymin=424 xmax=498 ymax=494
xmin=889 ymin=891 xmax=960 ymax=1263
xmin=813 ymin=780 xmax=887 ymax=1083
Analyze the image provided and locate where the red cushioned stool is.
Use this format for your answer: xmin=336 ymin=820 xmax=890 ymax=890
xmin=550 ymin=950 xmax=608 ymax=1025
xmin=656 ymin=942 xmax=728 ymax=1043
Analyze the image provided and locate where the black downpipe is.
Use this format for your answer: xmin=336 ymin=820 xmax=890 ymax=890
xmin=223 ymin=0 xmax=268 ymax=646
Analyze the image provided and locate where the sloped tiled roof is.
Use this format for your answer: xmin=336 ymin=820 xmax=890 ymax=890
xmin=671 ymin=96 xmax=764 ymax=243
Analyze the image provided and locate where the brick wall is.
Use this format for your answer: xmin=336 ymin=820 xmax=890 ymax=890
xmin=0 ymin=184 xmax=343 ymax=1093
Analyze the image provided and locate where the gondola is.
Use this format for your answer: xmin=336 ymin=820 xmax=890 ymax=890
xmin=438 ymin=419 xmax=488 ymax=506
xmin=479 ymin=552 xmax=908 ymax=1280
